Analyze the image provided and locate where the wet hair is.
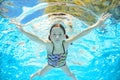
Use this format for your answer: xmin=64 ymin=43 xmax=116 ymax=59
xmin=48 ymin=24 xmax=69 ymax=41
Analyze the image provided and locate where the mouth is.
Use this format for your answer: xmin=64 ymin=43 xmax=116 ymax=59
xmin=55 ymin=39 xmax=60 ymax=41
xmin=55 ymin=40 xmax=59 ymax=41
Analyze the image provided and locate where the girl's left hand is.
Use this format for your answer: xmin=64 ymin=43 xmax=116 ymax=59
xmin=98 ymin=13 xmax=112 ymax=24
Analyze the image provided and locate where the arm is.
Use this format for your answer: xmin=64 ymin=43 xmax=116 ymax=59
xmin=66 ymin=13 xmax=111 ymax=43
xmin=19 ymin=27 xmax=48 ymax=45
xmin=10 ymin=19 xmax=48 ymax=45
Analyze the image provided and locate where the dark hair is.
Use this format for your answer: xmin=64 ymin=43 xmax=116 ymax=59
xmin=48 ymin=24 xmax=69 ymax=41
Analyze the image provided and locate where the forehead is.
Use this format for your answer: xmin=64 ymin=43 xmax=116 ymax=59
xmin=51 ymin=27 xmax=64 ymax=33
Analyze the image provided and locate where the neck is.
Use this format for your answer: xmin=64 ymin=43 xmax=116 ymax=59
xmin=52 ymin=40 xmax=64 ymax=46
xmin=53 ymin=41 xmax=63 ymax=45
xmin=51 ymin=40 xmax=65 ymax=54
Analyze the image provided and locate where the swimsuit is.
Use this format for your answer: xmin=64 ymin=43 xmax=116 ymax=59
xmin=47 ymin=41 xmax=68 ymax=68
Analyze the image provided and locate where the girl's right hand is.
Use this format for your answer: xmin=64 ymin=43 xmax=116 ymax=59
xmin=10 ymin=18 xmax=22 ymax=29
xmin=10 ymin=18 xmax=26 ymax=32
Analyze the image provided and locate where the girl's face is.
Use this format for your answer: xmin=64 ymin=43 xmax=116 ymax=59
xmin=50 ymin=27 xmax=65 ymax=42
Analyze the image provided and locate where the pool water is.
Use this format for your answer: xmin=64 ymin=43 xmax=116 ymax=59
xmin=0 ymin=1 xmax=120 ymax=80
xmin=1 ymin=16 xmax=120 ymax=80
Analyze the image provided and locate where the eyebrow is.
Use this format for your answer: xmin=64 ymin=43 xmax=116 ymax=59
xmin=51 ymin=13 xmax=66 ymax=16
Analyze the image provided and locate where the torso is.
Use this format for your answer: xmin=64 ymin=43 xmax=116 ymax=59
xmin=46 ymin=40 xmax=69 ymax=67
xmin=46 ymin=40 xmax=69 ymax=54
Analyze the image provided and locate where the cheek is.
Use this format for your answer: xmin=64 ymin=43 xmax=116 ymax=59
xmin=62 ymin=35 xmax=66 ymax=39
xmin=50 ymin=35 xmax=55 ymax=40
xmin=50 ymin=35 xmax=53 ymax=39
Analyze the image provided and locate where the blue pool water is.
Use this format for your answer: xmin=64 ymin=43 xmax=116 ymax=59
xmin=1 ymin=17 xmax=120 ymax=80
xmin=0 ymin=1 xmax=120 ymax=80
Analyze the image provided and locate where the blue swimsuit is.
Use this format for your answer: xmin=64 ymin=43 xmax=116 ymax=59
xmin=47 ymin=41 xmax=68 ymax=68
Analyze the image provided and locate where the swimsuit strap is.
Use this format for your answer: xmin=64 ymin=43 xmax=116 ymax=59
xmin=51 ymin=41 xmax=54 ymax=55
xmin=52 ymin=40 xmax=66 ymax=54
xmin=62 ymin=40 xmax=66 ymax=54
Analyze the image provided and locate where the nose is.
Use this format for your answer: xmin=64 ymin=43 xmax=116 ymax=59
xmin=55 ymin=35 xmax=59 ymax=39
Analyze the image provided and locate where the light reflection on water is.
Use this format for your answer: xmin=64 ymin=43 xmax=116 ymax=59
xmin=0 ymin=15 xmax=120 ymax=80
xmin=0 ymin=1 xmax=120 ymax=80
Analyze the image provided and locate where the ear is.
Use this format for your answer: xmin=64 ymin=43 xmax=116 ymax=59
xmin=64 ymin=34 xmax=69 ymax=39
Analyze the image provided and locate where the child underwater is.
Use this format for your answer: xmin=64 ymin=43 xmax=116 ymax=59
xmin=10 ymin=13 xmax=111 ymax=80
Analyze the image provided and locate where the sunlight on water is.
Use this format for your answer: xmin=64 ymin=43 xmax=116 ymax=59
xmin=0 ymin=0 xmax=120 ymax=80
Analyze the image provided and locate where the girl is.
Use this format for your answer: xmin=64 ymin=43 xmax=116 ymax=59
xmin=11 ymin=13 xmax=111 ymax=80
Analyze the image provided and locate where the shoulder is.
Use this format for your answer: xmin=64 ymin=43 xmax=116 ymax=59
xmin=45 ymin=41 xmax=53 ymax=53
xmin=45 ymin=40 xmax=52 ymax=46
xmin=64 ymin=39 xmax=72 ymax=45
xmin=64 ymin=40 xmax=71 ymax=47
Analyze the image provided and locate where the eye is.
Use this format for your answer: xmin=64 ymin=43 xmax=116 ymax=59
xmin=59 ymin=34 xmax=62 ymax=36
xmin=53 ymin=34 xmax=56 ymax=35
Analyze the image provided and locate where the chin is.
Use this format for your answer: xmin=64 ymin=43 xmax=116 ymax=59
xmin=55 ymin=40 xmax=60 ymax=42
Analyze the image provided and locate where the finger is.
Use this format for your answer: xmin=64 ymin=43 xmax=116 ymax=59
xmin=101 ymin=13 xmax=105 ymax=17
xmin=100 ymin=13 xmax=107 ymax=20
xmin=103 ymin=13 xmax=109 ymax=18
xmin=107 ymin=13 xmax=112 ymax=17
xmin=102 ymin=13 xmax=111 ymax=20
xmin=10 ymin=18 xmax=17 ymax=24
xmin=102 ymin=13 xmax=108 ymax=18
xmin=105 ymin=13 xmax=111 ymax=17
xmin=105 ymin=14 xmax=111 ymax=19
